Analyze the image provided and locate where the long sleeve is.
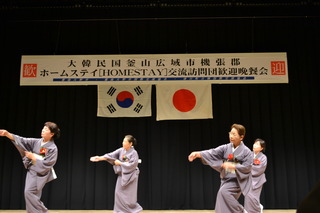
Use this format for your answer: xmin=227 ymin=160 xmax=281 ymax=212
xmin=120 ymin=149 xmax=140 ymax=186
xmin=234 ymin=144 xmax=253 ymax=196
xmin=12 ymin=135 xmax=58 ymax=190
xmin=12 ymin=134 xmax=39 ymax=169
xmin=103 ymin=148 xmax=122 ymax=159
xmin=31 ymin=144 xmax=58 ymax=176
xmin=252 ymin=153 xmax=267 ymax=189
xmin=200 ymin=144 xmax=226 ymax=173
xmin=121 ymin=151 xmax=139 ymax=173
xmin=102 ymin=147 xmax=140 ymax=186
xmin=235 ymin=150 xmax=253 ymax=180
xmin=102 ymin=148 xmax=121 ymax=165
xmin=12 ymin=134 xmax=37 ymax=152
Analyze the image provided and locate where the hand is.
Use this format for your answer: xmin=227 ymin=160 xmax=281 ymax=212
xmin=0 ymin=130 xmax=8 ymax=137
xmin=221 ymin=162 xmax=236 ymax=170
xmin=188 ymin=152 xmax=200 ymax=162
xmin=90 ymin=156 xmax=100 ymax=162
xmin=0 ymin=130 xmax=14 ymax=140
xmin=114 ymin=160 xmax=122 ymax=165
xmin=25 ymin=151 xmax=36 ymax=161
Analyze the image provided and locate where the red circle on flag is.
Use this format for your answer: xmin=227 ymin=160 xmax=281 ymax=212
xmin=172 ymin=89 xmax=196 ymax=112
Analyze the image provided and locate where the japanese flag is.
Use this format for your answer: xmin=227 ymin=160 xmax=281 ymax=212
xmin=156 ymin=84 xmax=213 ymax=121
xmin=97 ymin=85 xmax=152 ymax=117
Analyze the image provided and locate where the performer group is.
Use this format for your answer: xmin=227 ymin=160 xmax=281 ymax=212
xmin=189 ymin=124 xmax=267 ymax=213
xmin=0 ymin=123 xmax=267 ymax=213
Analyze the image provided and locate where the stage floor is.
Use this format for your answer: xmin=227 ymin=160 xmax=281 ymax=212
xmin=0 ymin=210 xmax=296 ymax=213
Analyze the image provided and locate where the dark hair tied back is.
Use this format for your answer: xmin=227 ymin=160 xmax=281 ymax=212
xmin=125 ymin=135 xmax=137 ymax=146
xmin=255 ymin=138 xmax=266 ymax=152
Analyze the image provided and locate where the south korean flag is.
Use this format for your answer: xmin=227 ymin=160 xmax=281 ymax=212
xmin=97 ymin=85 xmax=152 ymax=117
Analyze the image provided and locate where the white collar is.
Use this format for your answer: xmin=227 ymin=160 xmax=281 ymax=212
xmin=232 ymin=141 xmax=243 ymax=152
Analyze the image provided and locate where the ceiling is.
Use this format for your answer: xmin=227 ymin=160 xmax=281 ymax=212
xmin=1 ymin=0 xmax=319 ymax=8
xmin=1 ymin=0 xmax=320 ymax=20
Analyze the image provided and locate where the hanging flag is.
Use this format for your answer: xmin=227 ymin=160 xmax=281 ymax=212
xmin=156 ymin=84 xmax=213 ymax=121
xmin=97 ymin=85 xmax=152 ymax=117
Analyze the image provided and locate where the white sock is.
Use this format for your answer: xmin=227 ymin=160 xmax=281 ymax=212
xmin=260 ymin=204 xmax=264 ymax=212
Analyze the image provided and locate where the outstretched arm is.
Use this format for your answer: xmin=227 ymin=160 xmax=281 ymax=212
xmin=0 ymin=130 xmax=14 ymax=141
xmin=90 ymin=156 xmax=107 ymax=162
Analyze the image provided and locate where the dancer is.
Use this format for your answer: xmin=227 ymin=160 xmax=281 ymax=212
xmin=90 ymin=135 xmax=143 ymax=213
xmin=245 ymin=138 xmax=267 ymax=213
xmin=188 ymin=123 xmax=253 ymax=213
xmin=0 ymin=122 xmax=60 ymax=213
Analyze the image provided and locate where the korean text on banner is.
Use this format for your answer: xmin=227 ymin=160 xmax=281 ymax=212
xmin=156 ymin=84 xmax=213 ymax=121
xmin=98 ymin=85 xmax=152 ymax=117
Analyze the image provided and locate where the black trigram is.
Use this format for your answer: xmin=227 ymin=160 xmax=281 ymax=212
xmin=107 ymin=104 xmax=117 ymax=113
xmin=133 ymin=103 xmax=143 ymax=113
xmin=134 ymin=86 xmax=143 ymax=96
xmin=107 ymin=86 xmax=117 ymax=96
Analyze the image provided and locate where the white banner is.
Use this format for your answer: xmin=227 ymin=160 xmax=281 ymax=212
xmin=20 ymin=52 xmax=288 ymax=85
xmin=97 ymin=85 xmax=152 ymax=117
xmin=156 ymin=84 xmax=213 ymax=121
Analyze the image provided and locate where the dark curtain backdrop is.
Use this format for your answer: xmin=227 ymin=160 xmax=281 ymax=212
xmin=1 ymin=14 xmax=320 ymax=210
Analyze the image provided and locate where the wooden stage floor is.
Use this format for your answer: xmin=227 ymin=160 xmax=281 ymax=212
xmin=0 ymin=210 xmax=296 ymax=213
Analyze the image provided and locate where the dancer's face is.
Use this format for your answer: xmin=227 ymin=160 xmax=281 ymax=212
xmin=229 ymin=128 xmax=243 ymax=146
xmin=122 ymin=137 xmax=132 ymax=151
xmin=41 ymin=126 xmax=54 ymax=142
xmin=253 ymin=141 xmax=263 ymax=153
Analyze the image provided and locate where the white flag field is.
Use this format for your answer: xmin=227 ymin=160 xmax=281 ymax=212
xmin=97 ymin=85 xmax=152 ymax=117
xmin=156 ymin=84 xmax=213 ymax=121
